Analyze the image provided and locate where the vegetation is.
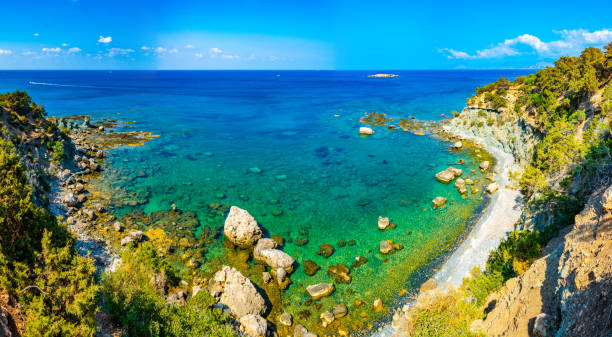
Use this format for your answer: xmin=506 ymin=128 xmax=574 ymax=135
xmin=0 ymin=138 xmax=98 ymax=337
xmin=101 ymin=243 xmax=236 ymax=337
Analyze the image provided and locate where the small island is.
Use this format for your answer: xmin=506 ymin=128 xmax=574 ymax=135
xmin=367 ymin=73 xmax=399 ymax=78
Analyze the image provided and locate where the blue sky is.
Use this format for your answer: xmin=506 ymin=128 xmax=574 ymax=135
xmin=0 ymin=0 xmax=610 ymax=69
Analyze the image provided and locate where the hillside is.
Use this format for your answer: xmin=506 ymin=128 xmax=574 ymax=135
xmin=394 ymin=43 xmax=612 ymax=336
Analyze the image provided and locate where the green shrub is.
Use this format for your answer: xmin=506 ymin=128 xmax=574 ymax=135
xmin=48 ymin=140 xmax=65 ymax=163
xmin=486 ymin=230 xmax=541 ymax=280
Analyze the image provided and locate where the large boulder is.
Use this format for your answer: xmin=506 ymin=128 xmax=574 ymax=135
xmin=486 ymin=182 xmax=499 ymax=194
xmin=435 ymin=166 xmax=463 ymax=183
xmin=359 ymin=127 xmax=374 ymax=135
xmin=432 ymin=197 xmax=447 ymax=209
xmin=224 ymin=206 xmax=263 ymax=248
xmin=377 ymin=216 xmax=390 ymax=230
xmin=258 ymin=249 xmax=295 ymax=273
xmin=253 ymin=238 xmax=277 ymax=259
xmin=239 ymin=314 xmax=268 ymax=337
xmin=209 ymin=266 xmax=267 ymax=318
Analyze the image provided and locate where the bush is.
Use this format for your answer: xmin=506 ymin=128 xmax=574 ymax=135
xmin=486 ymin=230 xmax=541 ymax=280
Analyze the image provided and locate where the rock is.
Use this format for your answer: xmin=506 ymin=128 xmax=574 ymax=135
xmin=171 ymin=203 xmax=178 ymax=212
xmin=249 ymin=167 xmax=263 ymax=174
xmin=253 ymin=238 xmax=278 ymax=260
xmin=486 ymin=182 xmax=499 ymax=194
xmin=454 ymin=178 xmax=467 ymax=194
xmin=320 ymin=311 xmax=335 ymax=327
xmin=275 ymin=174 xmax=288 ymax=181
xmin=452 ymin=141 xmax=463 ymax=149
xmin=187 ymin=258 xmax=200 ymax=269
xmin=279 ymin=312 xmax=293 ymax=327
xmin=316 ymin=244 xmax=334 ymax=258
xmin=0 ymin=306 xmax=12 ymax=337
xmin=113 ymin=221 xmax=123 ymax=232
xmin=120 ymin=236 xmax=135 ymax=246
xmin=532 ymin=313 xmax=550 ymax=337
xmin=294 ymin=237 xmax=309 ymax=246
xmin=83 ymin=208 xmax=95 ymax=220
xmin=262 ymin=272 xmax=272 ymax=284
xmin=432 ymin=197 xmax=447 ymax=209
xmin=359 ymin=127 xmax=374 ymax=135
xmin=239 ymin=314 xmax=267 ymax=337
xmin=224 ymin=206 xmax=263 ymax=248
xmin=276 ymin=267 xmax=287 ymax=286
xmin=192 ymin=285 xmax=202 ymax=297
xmin=333 ymin=304 xmax=348 ymax=318
xmin=271 ymin=234 xmax=284 ymax=246
xmin=128 ymin=231 xmax=144 ymax=241
xmin=258 ymin=249 xmax=295 ymax=273
xmin=327 ymin=263 xmax=351 ymax=283
xmin=435 ymin=169 xmax=455 ymax=183
xmin=306 ymin=283 xmax=335 ymax=300
xmin=603 ymin=185 xmax=612 ymax=210
xmin=149 ymin=272 xmax=169 ymax=295
xmin=447 ymin=166 xmax=463 ymax=177
xmin=338 ymin=326 xmax=349 ymax=336
xmin=479 ymin=160 xmax=490 ymax=171
xmin=166 ymin=290 xmax=187 ymax=306
xmin=303 ymin=260 xmax=320 ymax=276
xmin=294 ymin=324 xmax=317 ymax=337
xmin=377 ymin=216 xmax=390 ymax=230
xmin=419 ymin=278 xmax=437 ymax=292
xmin=209 ymin=266 xmax=267 ymax=318
xmin=351 ymin=256 xmax=368 ymax=269
xmin=62 ymin=192 xmax=77 ymax=207
xmin=380 ymin=240 xmax=393 ymax=254
xmin=75 ymin=183 xmax=85 ymax=193
xmin=464 ymin=179 xmax=474 ymax=185
xmin=77 ymin=194 xmax=87 ymax=203
xmin=373 ymin=298 xmax=383 ymax=312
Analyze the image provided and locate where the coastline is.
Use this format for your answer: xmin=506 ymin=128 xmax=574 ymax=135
xmin=372 ymin=128 xmax=524 ymax=337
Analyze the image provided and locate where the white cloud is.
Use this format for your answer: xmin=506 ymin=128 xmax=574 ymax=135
xmin=222 ymin=54 xmax=239 ymax=60
xmin=185 ymin=44 xmax=194 ymax=49
xmin=194 ymin=53 xmax=204 ymax=58
xmin=140 ymin=46 xmax=150 ymax=50
xmin=155 ymin=47 xmax=167 ymax=53
xmin=442 ymin=28 xmax=612 ymax=60
xmin=33 ymin=33 xmax=39 ymax=37
xmin=0 ymin=49 xmax=12 ymax=55
xmin=169 ymin=48 xmax=179 ymax=54
xmin=98 ymin=35 xmax=112 ymax=43
xmin=107 ymin=48 xmax=134 ymax=56
xmin=22 ymin=51 xmax=36 ymax=56
xmin=42 ymin=47 xmax=62 ymax=53
xmin=209 ymin=47 xmax=223 ymax=55
xmin=68 ymin=47 xmax=82 ymax=53
xmin=61 ymin=43 xmax=69 ymax=47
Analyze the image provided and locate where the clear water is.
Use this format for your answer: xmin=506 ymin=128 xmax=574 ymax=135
xmin=0 ymin=70 xmax=532 ymax=334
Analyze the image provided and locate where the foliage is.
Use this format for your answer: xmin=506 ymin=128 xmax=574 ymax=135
xmin=48 ymin=140 xmax=65 ymax=163
xmin=0 ymin=91 xmax=46 ymax=117
xmin=0 ymin=138 xmax=98 ymax=336
xmin=101 ymin=243 xmax=236 ymax=337
xmin=463 ymin=267 xmax=503 ymax=307
xmin=486 ymin=230 xmax=541 ymax=280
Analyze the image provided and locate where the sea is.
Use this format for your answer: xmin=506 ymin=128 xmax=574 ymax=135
xmin=0 ymin=69 xmax=532 ymax=334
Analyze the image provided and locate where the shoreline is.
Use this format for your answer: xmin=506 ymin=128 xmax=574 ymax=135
xmin=373 ymin=130 xmax=523 ymax=336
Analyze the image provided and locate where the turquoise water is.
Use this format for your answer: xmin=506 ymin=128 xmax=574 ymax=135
xmin=0 ymin=70 xmax=531 ymax=334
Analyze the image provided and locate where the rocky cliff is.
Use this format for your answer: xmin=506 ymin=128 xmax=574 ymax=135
xmin=474 ymin=184 xmax=612 ymax=337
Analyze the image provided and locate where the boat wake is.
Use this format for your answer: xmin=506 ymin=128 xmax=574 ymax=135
xmin=28 ymin=81 xmax=111 ymax=89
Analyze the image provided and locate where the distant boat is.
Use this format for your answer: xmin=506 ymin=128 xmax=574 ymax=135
xmin=368 ymin=73 xmax=399 ymax=78
xmin=276 ymin=74 xmax=281 ymax=77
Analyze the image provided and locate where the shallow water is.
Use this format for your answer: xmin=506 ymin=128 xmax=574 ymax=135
xmin=0 ymin=70 xmax=532 ymax=334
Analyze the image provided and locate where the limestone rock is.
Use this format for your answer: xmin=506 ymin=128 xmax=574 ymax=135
xmin=452 ymin=141 xmax=463 ymax=149
xmin=306 ymin=283 xmax=334 ymax=300
xmin=253 ymin=238 xmax=277 ymax=260
xmin=62 ymin=192 xmax=77 ymax=207
xmin=359 ymin=127 xmax=374 ymax=135
xmin=373 ymin=298 xmax=383 ymax=312
xmin=432 ymin=197 xmax=447 ymax=209
xmin=224 ymin=206 xmax=263 ymax=248
xmin=320 ymin=311 xmax=335 ymax=327
xmin=258 ymin=249 xmax=295 ymax=273
xmin=479 ymin=160 xmax=490 ymax=171
xmin=279 ymin=312 xmax=293 ymax=327
xmin=239 ymin=314 xmax=267 ymax=337
xmin=380 ymin=240 xmax=393 ymax=254
xmin=435 ymin=166 xmax=463 ymax=183
xmin=209 ymin=266 xmax=267 ymax=318
xmin=486 ymin=182 xmax=499 ymax=194
xmin=294 ymin=324 xmax=317 ymax=337
xmin=333 ymin=304 xmax=348 ymax=318
xmin=377 ymin=216 xmax=390 ymax=230
xmin=166 ymin=290 xmax=187 ymax=306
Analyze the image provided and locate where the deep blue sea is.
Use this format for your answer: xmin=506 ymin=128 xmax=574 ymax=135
xmin=0 ymin=70 xmax=532 ymax=333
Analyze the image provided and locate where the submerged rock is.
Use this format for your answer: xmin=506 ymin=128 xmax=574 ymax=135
xmin=359 ymin=127 xmax=374 ymax=135
xmin=224 ymin=206 xmax=263 ymax=248
xmin=432 ymin=196 xmax=447 ymax=209
xmin=294 ymin=324 xmax=317 ymax=337
xmin=239 ymin=314 xmax=267 ymax=337
xmin=320 ymin=311 xmax=335 ymax=327
xmin=316 ymin=244 xmax=334 ymax=258
xmin=279 ymin=312 xmax=293 ymax=326
xmin=327 ymin=263 xmax=351 ymax=284
xmin=435 ymin=169 xmax=455 ymax=183
xmin=209 ymin=266 xmax=267 ymax=318
xmin=303 ymin=260 xmax=321 ymax=276
xmin=333 ymin=304 xmax=348 ymax=318
xmin=254 ymin=239 xmax=295 ymax=272
xmin=380 ymin=240 xmax=394 ymax=254
xmin=306 ymin=283 xmax=335 ymax=300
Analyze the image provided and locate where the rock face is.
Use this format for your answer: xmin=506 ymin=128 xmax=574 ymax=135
xmin=306 ymin=283 xmax=335 ymax=300
xmin=432 ymin=197 xmax=447 ymax=209
xmin=209 ymin=266 xmax=267 ymax=318
xmin=359 ymin=127 xmax=374 ymax=135
xmin=477 ymin=184 xmax=612 ymax=337
xmin=239 ymin=314 xmax=267 ymax=337
xmin=224 ymin=206 xmax=263 ymax=248
xmin=378 ymin=216 xmax=390 ymax=230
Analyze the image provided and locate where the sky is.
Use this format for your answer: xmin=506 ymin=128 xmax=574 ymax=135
xmin=0 ymin=0 xmax=611 ymax=70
